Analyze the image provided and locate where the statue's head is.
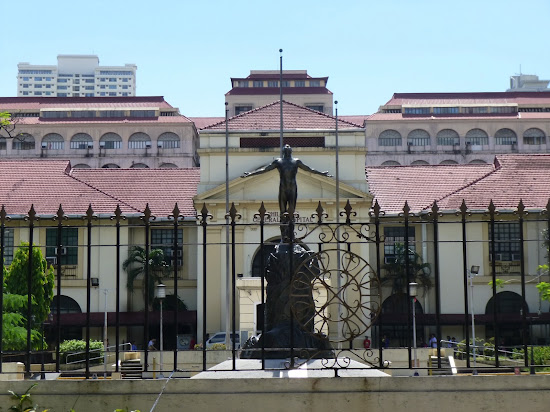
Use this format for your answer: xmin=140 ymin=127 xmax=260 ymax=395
xmin=282 ymin=144 xmax=292 ymax=158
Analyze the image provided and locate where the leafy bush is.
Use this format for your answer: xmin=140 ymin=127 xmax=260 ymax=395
xmin=60 ymin=339 xmax=104 ymax=364
xmin=210 ymin=343 xmax=227 ymax=350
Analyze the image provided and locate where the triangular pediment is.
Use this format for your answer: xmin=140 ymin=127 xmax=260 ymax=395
xmin=195 ymin=169 xmax=370 ymax=205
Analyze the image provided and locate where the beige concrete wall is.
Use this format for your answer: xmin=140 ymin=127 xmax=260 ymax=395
xmin=2 ymin=374 xmax=549 ymax=412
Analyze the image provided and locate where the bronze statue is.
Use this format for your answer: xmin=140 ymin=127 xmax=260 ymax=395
xmin=242 ymin=144 xmax=331 ymax=219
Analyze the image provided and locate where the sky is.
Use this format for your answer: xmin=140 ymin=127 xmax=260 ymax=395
xmin=1 ymin=0 xmax=549 ymax=117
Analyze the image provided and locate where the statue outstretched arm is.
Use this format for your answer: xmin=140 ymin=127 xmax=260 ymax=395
xmin=241 ymin=160 xmax=278 ymax=178
xmin=296 ymin=159 xmax=332 ymax=177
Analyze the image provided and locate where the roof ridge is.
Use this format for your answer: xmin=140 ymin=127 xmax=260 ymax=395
xmin=421 ymin=163 xmax=501 ymax=211
xmin=66 ymin=168 xmax=142 ymax=213
xmin=203 ymin=100 xmax=363 ymax=130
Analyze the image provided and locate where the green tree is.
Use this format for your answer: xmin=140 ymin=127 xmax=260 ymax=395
xmin=381 ymin=243 xmax=432 ymax=296
xmin=123 ymin=246 xmax=167 ymax=310
xmin=5 ymin=242 xmax=54 ymax=324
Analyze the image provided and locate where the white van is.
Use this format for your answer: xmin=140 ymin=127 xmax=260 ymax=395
xmin=205 ymin=332 xmax=245 ymax=349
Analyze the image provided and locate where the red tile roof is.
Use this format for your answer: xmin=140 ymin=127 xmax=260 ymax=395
xmin=0 ymin=160 xmax=199 ymax=217
xmin=202 ymin=100 xmax=363 ymax=131
xmin=0 ymin=96 xmax=175 ymax=111
xmin=366 ymin=154 xmax=550 ymax=214
xmin=383 ymin=92 xmax=550 ymax=107
xmin=189 ymin=117 xmax=224 ymax=130
xmin=71 ymin=168 xmax=200 ymax=217
xmin=13 ymin=115 xmax=192 ymax=125
xmin=367 ymin=113 xmax=522 ymax=121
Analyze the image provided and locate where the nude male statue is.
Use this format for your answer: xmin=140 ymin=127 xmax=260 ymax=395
xmin=241 ymin=144 xmax=331 ymax=219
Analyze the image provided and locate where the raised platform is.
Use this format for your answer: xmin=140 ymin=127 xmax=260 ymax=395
xmin=191 ymin=358 xmax=390 ymax=379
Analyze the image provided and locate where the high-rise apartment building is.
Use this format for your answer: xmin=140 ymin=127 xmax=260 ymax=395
xmin=17 ymin=55 xmax=137 ymax=98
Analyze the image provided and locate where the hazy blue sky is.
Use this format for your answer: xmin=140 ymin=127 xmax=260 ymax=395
xmin=1 ymin=0 xmax=549 ymax=116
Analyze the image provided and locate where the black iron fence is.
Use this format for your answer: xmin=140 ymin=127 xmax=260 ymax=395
xmin=0 ymin=199 xmax=549 ymax=378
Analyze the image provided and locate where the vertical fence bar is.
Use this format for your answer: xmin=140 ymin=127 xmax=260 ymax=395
xmin=516 ymin=201 xmax=529 ymax=371
xmin=402 ymin=202 xmax=412 ymax=368
xmin=55 ymin=206 xmax=65 ymax=373
xmin=142 ymin=204 xmax=152 ymax=373
xmin=460 ymin=201 xmax=471 ymax=368
xmin=431 ymin=202 xmax=442 ymax=368
xmin=199 ymin=204 xmax=211 ymax=371
xmin=370 ymin=201 xmax=384 ymax=368
xmin=255 ymin=203 xmax=267 ymax=368
xmin=171 ymin=204 xmax=182 ymax=371
xmin=0 ymin=206 xmax=6 ymax=373
xmin=26 ymin=205 xmax=36 ymax=375
xmin=488 ymin=201 xmax=499 ymax=367
xmin=112 ymin=205 xmax=124 ymax=373
xmin=228 ymin=203 xmax=240 ymax=370
xmin=85 ymin=205 xmax=94 ymax=379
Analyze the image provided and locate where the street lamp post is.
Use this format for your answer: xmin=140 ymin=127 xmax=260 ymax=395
xmin=156 ymin=283 xmax=166 ymax=379
xmin=409 ymin=282 xmax=419 ymax=372
xmin=469 ymin=265 xmax=480 ymax=375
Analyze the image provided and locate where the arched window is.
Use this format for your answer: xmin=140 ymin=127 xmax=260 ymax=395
xmin=159 ymin=163 xmax=178 ymax=169
xmin=102 ymin=163 xmax=120 ymax=168
xmin=381 ymin=160 xmax=401 ymax=166
xmin=72 ymin=163 xmax=91 ymax=169
xmin=485 ymin=291 xmax=528 ymax=346
xmin=436 ymin=129 xmax=459 ymax=146
xmin=0 ymin=137 xmax=6 ymax=150
xmin=51 ymin=295 xmax=82 ymax=314
xmin=128 ymin=132 xmax=152 ymax=149
xmin=411 ymin=160 xmax=429 ymax=165
xmin=465 ymin=129 xmax=488 ymax=145
xmin=495 ymin=128 xmax=517 ymax=145
xmin=158 ymin=132 xmax=180 ymax=149
xmin=468 ymin=159 xmax=487 ymax=164
xmin=378 ymin=130 xmax=402 ymax=146
xmin=70 ymin=133 xmax=93 ymax=149
xmin=42 ymin=133 xmax=64 ymax=150
xmin=130 ymin=163 xmax=149 ymax=168
xmin=407 ymin=129 xmax=430 ymax=146
xmin=380 ymin=293 xmax=423 ymax=347
xmin=13 ymin=133 xmax=35 ymax=150
xmin=439 ymin=160 xmax=458 ymax=165
xmin=99 ymin=133 xmax=122 ymax=149
xmin=523 ymin=128 xmax=546 ymax=145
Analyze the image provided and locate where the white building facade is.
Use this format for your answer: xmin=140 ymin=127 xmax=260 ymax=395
xmin=17 ymin=55 xmax=137 ymax=98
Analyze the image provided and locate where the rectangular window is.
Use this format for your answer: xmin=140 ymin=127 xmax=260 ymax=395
xmin=45 ymin=84 xmax=52 ymax=89
xmin=267 ymin=80 xmax=278 ymax=87
xmin=404 ymin=107 xmax=430 ymax=115
xmin=57 ymin=86 xmax=67 ymax=90
xmin=34 ymin=84 xmax=42 ymax=88
xmin=1 ymin=228 xmax=14 ymax=265
xmin=433 ymin=107 xmax=459 ymax=114
xmin=58 ymin=78 xmax=68 ymax=83
xmin=281 ymin=81 xmax=290 ymax=87
xmin=108 ymin=92 xmax=116 ymax=96
xmin=35 ymin=77 xmax=42 ymax=81
xmin=122 ymin=85 xmax=128 ymax=89
xmin=237 ymin=80 xmax=249 ymax=88
xmin=309 ymin=80 xmax=321 ymax=87
xmin=22 ymin=77 xmax=30 ymax=81
xmin=58 ymin=93 xmax=67 ymax=97
xmin=253 ymin=81 xmax=263 ymax=87
xmin=130 ymin=110 xmax=155 ymax=117
xmin=383 ymin=227 xmax=415 ymax=263
xmin=109 ymin=78 xmax=117 ymax=82
xmin=151 ymin=229 xmax=183 ymax=267
xmin=85 ymin=79 xmax=94 ymax=83
xmin=109 ymin=85 xmax=116 ymax=89
xmin=35 ymin=92 xmax=42 ymax=96
xmin=46 ymin=228 xmax=78 ymax=265
xmin=294 ymin=80 xmax=305 ymax=87
xmin=22 ymin=84 xmax=29 ymax=88
xmin=490 ymin=222 xmax=521 ymax=261
xmin=235 ymin=105 xmax=252 ymax=115
xmin=306 ymin=105 xmax=324 ymax=112
xmin=101 ymin=140 xmax=121 ymax=149
xmin=122 ymin=78 xmax=129 ymax=82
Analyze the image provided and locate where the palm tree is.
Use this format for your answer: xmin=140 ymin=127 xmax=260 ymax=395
xmin=123 ymin=246 xmax=167 ymax=311
xmin=381 ymin=243 xmax=432 ymax=296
